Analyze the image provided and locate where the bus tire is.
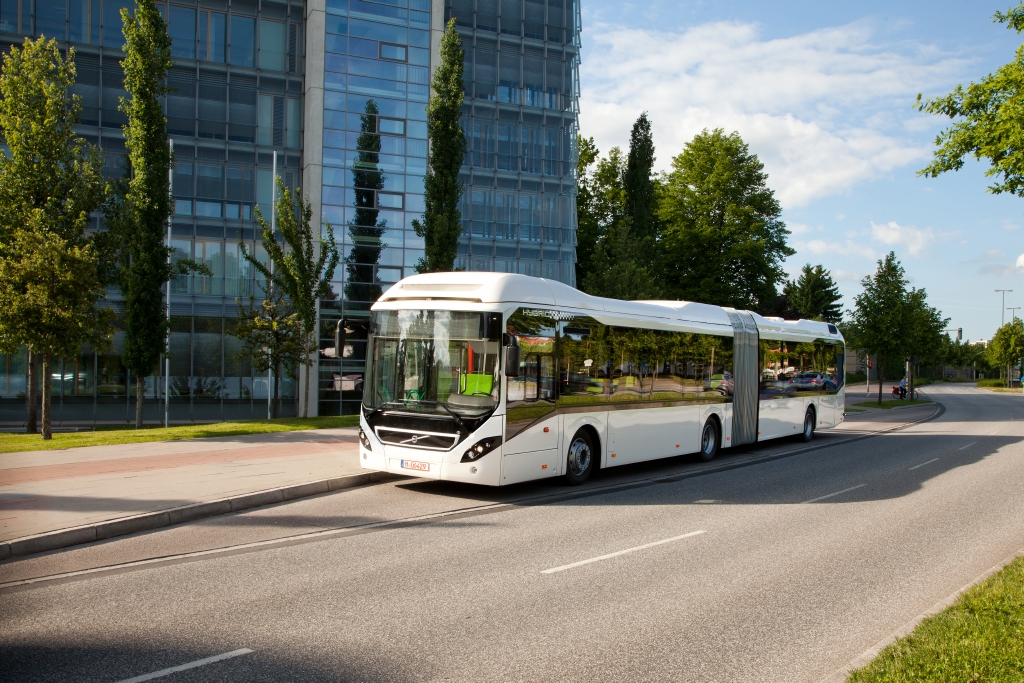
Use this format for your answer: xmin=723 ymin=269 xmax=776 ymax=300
xmin=698 ymin=418 xmax=720 ymax=462
xmin=564 ymin=429 xmax=595 ymax=485
xmin=801 ymin=407 xmax=816 ymax=442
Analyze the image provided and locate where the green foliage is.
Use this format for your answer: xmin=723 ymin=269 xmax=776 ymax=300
xmin=917 ymin=3 xmax=1024 ymax=196
xmin=977 ymin=377 xmax=1007 ymax=387
xmin=576 ymin=134 xmax=657 ymax=298
xmin=574 ymin=134 xmax=600 ymax=285
xmin=624 ymin=112 xmax=658 ymax=259
xmin=848 ymin=556 xmax=1024 ymax=683
xmin=784 ymin=264 xmax=843 ymax=322
xmin=99 ymin=0 xmax=179 ymax=428
xmin=413 ymin=19 xmax=466 ymax=273
xmin=234 ymin=281 xmax=302 ymax=418
xmin=659 ymin=128 xmax=793 ymax=310
xmin=847 ymin=252 xmax=948 ymax=403
xmin=987 ymin=318 xmax=1024 ymax=386
xmin=0 ymin=38 xmax=111 ymax=439
xmin=345 ymin=99 xmax=387 ymax=305
xmin=247 ymin=178 xmax=339 ymax=418
xmin=581 ymin=217 xmax=659 ymax=300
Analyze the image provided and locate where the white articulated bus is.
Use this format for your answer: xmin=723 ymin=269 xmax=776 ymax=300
xmin=356 ymin=272 xmax=845 ymax=486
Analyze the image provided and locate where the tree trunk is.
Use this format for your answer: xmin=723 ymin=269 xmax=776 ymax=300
xmin=272 ymin=365 xmax=280 ymax=419
xmin=302 ymin=333 xmax=310 ymax=419
xmin=41 ymin=351 xmax=52 ymax=440
xmin=25 ymin=349 xmax=37 ymax=434
xmin=877 ymin=359 xmax=884 ymax=405
xmin=135 ymin=374 xmax=145 ymax=429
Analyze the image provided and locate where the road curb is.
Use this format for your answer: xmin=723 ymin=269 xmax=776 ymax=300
xmin=0 ymin=470 xmax=399 ymax=561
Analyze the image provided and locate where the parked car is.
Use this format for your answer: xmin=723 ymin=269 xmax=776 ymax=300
xmin=789 ymin=372 xmax=828 ymax=392
xmin=704 ymin=372 xmax=734 ymax=395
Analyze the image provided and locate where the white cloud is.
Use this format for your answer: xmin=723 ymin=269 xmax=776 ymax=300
xmin=1017 ymin=253 xmax=1024 ymax=269
xmin=794 ymin=239 xmax=877 ymax=259
xmin=869 ymin=220 xmax=936 ymax=256
xmin=580 ymin=19 xmax=968 ymax=207
xmin=833 ymin=269 xmax=868 ymax=284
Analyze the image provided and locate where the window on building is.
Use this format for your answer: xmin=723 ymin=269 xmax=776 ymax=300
xmin=199 ymin=10 xmax=226 ymax=62
xmin=286 ymin=98 xmax=301 ymax=149
xmin=36 ymin=0 xmax=67 ymax=39
xmin=69 ymin=0 xmax=101 ymax=43
xmin=102 ymin=0 xmax=130 ymax=47
xmin=0 ymin=0 xmax=31 ymax=35
xmin=379 ymin=43 xmax=406 ymax=61
xmin=259 ymin=19 xmax=286 ymax=71
xmin=168 ymin=5 xmax=196 ymax=59
xmin=229 ymin=15 xmax=255 ymax=67
xmin=288 ymin=21 xmax=302 ymax=73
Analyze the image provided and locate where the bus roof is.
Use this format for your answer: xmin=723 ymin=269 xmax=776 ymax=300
xmin=378 ymin=272 xmax=842 ymax=341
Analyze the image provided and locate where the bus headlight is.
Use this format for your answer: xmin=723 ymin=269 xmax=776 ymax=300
xmin=359 ymin=428 xmax=372 ymax=451
xmin=461 ymin=436 xmax=502 ymax=462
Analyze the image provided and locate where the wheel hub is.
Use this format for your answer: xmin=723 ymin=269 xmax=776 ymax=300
xmin=568 ymin=438 xmax=591 ymax=475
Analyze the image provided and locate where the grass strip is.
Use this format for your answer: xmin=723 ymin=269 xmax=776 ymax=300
xmin=0 ymin=415 xmax=360 ymax=454
xmin=981 ymin=387 xmax=1023 ymax=394
xmin=853 ymin=399 xmax=933 ymax=410
xmin=848 ymin=555 xmax=1024 ymax=683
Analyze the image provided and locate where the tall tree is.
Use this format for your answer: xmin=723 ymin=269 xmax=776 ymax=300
xmin=345 ymin=99 xmax=387 ymax=306
xmin=581 ymin=217 xmax=659 ymax=300
xmin=784 ymin=264 xmax=843 ymax=322
xmin=0 ymin=38 xmax=111 ymax=439
xmin=413 ymin=18 xmax=466 ymax=273
xmin=574 ymin=135 xmax=600 ymax=285
xmin=917 ymin=3 xmax=1024 ymax=196
xmin=246 ymin=179 xmax=339 ymax=419
xmin=848 ymin=252 xmax=913 ymax=404
xmin=100 ymin=0 xmax=178 ymax=429
xmin=623 ymin=112 xmax=658 ymax=256
xmin=987 ymin=318 xmax=1024 ymax=387
xmin=659 ymin=129 xmax=793 ymax=310
xmin=234 ymin=280 xmax=302 ymax=418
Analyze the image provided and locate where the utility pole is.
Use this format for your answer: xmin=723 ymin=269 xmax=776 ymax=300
xmin=267 ymin=150 xmax=277 ymax=420
xmin=996 ymin=289 xmax=1013 ymax=327
xmin=165 ymin=139 xmax=173 ymax=429
xmin=1009 ymin=306 xmax=1021 ymax=322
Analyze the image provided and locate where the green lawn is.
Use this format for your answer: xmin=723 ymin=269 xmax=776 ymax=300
xmin=981 ymin=387 xmax=1022 ymax=394
xmin=0 ymin=415 xmax=361 ymax=454
xmin=853 ymin=399 xmax=933 ymax=410
xmin=848 ymin=556 xmax=1024 ymax=683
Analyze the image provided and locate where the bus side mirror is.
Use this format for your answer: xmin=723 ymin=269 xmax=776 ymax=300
xmin=503 ymin=335 xmax=520 ymax=377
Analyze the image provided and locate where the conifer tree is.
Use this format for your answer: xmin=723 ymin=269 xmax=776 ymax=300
xmin=413 ymin=19 xmax=466 ymax=272
xmin=624 ymin=112 xmax=658 ymax=258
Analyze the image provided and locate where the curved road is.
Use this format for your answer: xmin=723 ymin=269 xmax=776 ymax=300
xmin=2 ymin=383 xmax=1023 ymax=682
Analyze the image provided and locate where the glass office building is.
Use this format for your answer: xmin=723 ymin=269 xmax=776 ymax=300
xmin=0 ymin=0 xmax=579 ymax=424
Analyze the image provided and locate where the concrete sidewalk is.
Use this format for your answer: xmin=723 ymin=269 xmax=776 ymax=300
xmin=0 ymin=427 xmax=374 ymax=556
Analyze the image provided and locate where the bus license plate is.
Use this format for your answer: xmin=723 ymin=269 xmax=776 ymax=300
xmin=400 ymin=460 xmax=429 ymax=472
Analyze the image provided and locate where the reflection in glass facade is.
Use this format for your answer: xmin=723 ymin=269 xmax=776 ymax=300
xmin=0 ymin=0 xmax=581 ymax=423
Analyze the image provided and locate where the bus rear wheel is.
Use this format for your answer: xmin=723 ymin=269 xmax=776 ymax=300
xmin=698 ymin=419 xmax=720 ymax=462
xmin=801 ymin=407 xmax=816 ymax=442
xmin=564 ymin=429 xmax=595 ymax=485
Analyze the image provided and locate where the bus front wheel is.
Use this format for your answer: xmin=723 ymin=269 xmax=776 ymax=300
xmin=564 ymin=429 xmax=595 ymax=485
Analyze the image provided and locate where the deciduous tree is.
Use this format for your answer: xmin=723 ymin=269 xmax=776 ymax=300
xmin=413 ymin=19 xmax=465 ymax=273
xmin=987 ymin=318 xmax=1024 ymax=387
xmin=0 ymin=38 xmax=110 ymax=439
xmin=659 ymin=129 xmax=793 ymax=310
xmin=234 ymin=281 xmax=302 ymax=418
xmin=246 ymin=179 xmax=339 ymax=419
xmin=917 ymin=3 xmax=1024 ymax=196
xmin=574 ymin=135 xmax=600 ymax=285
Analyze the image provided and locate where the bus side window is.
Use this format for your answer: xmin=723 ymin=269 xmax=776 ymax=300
xmin=540 ymin=355 xmax=556 ymax=401
xmin=523 ymin=354 xmax=539 ymax=402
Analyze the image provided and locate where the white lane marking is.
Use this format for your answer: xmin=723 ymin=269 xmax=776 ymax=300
xmin=958 ymin=442 xmax=976 ymax=451
xmin=111 ymin=649 xmax=254 ymax=683
xmin=541 ymin=530 xmax=706 ymax=574
xmin=801 ymin=484 xmax=866 ymax=504
xmin=909 ymin=458 xmax=939 ymax=471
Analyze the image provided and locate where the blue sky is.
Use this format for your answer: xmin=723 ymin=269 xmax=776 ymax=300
xmin=578 ymin=0 xmax=1024 ymax=341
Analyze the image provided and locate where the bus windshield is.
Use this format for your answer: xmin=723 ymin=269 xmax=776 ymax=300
xmin=364 ymin=310 xmax=502 ymax=418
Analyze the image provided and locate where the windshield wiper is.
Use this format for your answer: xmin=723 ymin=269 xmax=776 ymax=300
xmin=434 ymin=401 xmax=468 ymax=433
xmin=363 ymin=389 xmax=390 ymax=421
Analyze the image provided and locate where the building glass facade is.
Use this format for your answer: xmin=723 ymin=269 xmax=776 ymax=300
xmin=0 ymin=0 xmax=579 ymax=425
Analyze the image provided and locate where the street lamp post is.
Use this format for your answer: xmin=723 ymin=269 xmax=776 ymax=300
xmin=996 ymin=289 xmax=1013 ymax=327
xmin=1009 ymin=307 xmax=1022 ymax=321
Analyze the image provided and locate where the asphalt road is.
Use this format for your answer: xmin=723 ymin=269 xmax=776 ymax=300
xmin=2 ymin=383 xmax=1023 ymax=683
